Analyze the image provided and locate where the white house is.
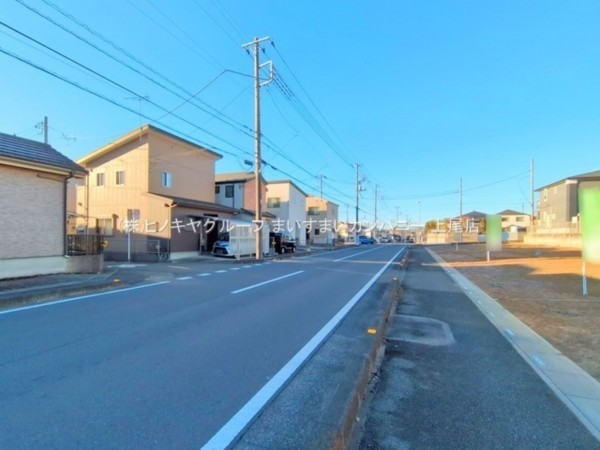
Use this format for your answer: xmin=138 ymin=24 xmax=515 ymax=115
xmin=266 ymin=179 xmax=307 ymax=245
xmin=498 ymin=209 xmax=531 ymax=231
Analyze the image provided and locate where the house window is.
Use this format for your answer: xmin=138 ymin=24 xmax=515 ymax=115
xmin=501 ymin=217 xmax=508 ymax=222
xmin=97 ymin=217 xmax=114 ymax=236
xmin=308 ymin=206 xmax=320 ymax=215
xmin=267 ymin=197 xmax=280 ymax=208
xmin=225 ymin=185 xmax=234 ymax=198
xmin=162 ymin=171 xmax=172 ymax=188
xmin=215 ymin=186 xmax=221 ymax=194
xmin=96 ymin=173 xmax=105 ymax=187
xmin=516 ymin=216 xmax=525 ymax=222
xmin=315 ymin=229 xmax=320 ymax=235
xmin=115 ymin=170 xmax=125 ymax=186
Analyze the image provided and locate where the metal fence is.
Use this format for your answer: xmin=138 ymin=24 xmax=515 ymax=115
xmin=67 ymin=234 xmax=104 ymax=256
xmin=102 ymin=237 xmax=170 ymax=262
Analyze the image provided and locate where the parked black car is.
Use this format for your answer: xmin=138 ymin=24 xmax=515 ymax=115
xmin=269 ymin=232 xmax=296 ymax=254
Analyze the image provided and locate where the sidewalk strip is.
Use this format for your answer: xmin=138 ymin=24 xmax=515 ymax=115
xmin=0 ymin=281 xmax=171 ymax=316
xmin=231 ymin=271 xmax=304 ymax=295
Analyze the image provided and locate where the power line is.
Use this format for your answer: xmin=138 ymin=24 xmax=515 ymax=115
xmin=0 ymin=45 xmax=245 ymax=158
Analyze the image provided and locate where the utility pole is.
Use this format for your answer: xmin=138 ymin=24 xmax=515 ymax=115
xmin=317 ymin=174 xmax=327 ymax=199
xmin=418 ymin=200 xmax=421 ymax=243
xmin=243 ymin=37 xmax=273 ymax=260
xmin=374 ymin=184 xmax=378 ymax=230
xmin=354 ymin=163 xmax=364 ymax=242
xmin=530 ymin=158 xmax=535 ymax=222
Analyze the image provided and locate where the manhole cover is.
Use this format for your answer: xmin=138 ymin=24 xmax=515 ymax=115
xmin=387 ymin=315 xmax=455 ymax=346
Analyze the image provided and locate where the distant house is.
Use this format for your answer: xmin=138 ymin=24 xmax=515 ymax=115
xmin=75 ymin=124 xmax=238 ymax=260
xmin=536 ymin=170 xmax=600 ymax=231
xmin=0 ymin=132 xmax=87 ymax=278
xmin=451 ymin=211 xmax=487 ymax=233
xmin=498 ymin=209 xmax=531 ymax=231
xmin=266 ymin=179 xmax=307 ymax=246
xmin=306 ymin=196 xmax=339 ymax=245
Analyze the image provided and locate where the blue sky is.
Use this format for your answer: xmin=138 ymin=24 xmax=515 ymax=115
xmin=2 ymin=0 xmax=600 ymax=226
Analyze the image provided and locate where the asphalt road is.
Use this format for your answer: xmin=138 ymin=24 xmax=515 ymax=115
xmin=0 ymin=244 xmax=403 ymax=448
xmin=359 ymin=246 xmax=599 ymax=449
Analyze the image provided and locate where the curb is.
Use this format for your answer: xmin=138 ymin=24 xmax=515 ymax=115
xmin=333 ymin=269 xmax=406 ymax=449
xmin=0 ymin=279 xmax=125 ymax=312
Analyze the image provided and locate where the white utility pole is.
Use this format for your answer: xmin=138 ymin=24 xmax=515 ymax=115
xmin=374 ymin=184 xmax=378 ymax=229
xmin=243 ymin=37 xmax=273 ymax=260
xmin=530 ymin=158 xmax=535 ymax=221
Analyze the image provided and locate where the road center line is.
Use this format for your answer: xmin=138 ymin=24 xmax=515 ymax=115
xmin=231 ymin=271 xmax=304 ymax=294
xmin=203 ymin=247 xmax=407 ymax=449
xmin=334 ymin=246 xmax=382 ymax=262
xmin=0 ymin=281 xmax=172 ymax=316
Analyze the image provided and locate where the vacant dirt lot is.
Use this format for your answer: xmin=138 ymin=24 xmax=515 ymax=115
xmin=428 ymin=243 xmax=600 ymax=381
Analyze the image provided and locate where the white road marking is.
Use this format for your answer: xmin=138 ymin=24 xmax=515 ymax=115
xmin=107 ymin=263 xmax=147 ymax=268
xmin=176 ymin=276 xmax=192 ymax=281
xmin=231 ymin=271 xmax=304 ymax=295
xmin=215 ymin=270 xmax=228 ymax=273
xmin=230 ymin=268 xmax=241 ymax=271
xmin=0 ymin=281 xmax=171 ymax=316
xmin=197 ymin=273 xmax=211 ymax=277
xmin=242 ymin=265 xmax=252 ymax=269
xmin=334 ymin=246 xmax=382 ymax=262
xmin=532 ymin=355 xmax=546 ymax=367
xmin=203 ymin=248 xmax=405 ymax=449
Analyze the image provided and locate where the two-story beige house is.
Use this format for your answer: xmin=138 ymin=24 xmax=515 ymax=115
xmin=0 ymin=132 xmax=87 ymax=278
xmin=75 ymin=125 xmax=238 ymax=261
xmin=306 ymin=196 xmax=339 ymax=245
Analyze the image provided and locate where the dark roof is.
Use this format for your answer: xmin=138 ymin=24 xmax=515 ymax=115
xmin=536 ymin=170 xmax=600 ymax=191
xmin=147 ymin=193 xmax=238 ymax=214
xmin=458 ymin=211 xmax=488 ymax=219
xmin=0 ymin=132 xmax=86 ymax=176
xmin=215 ymin=171 xmax=255 ymax=183
xmin=497 ymin=209 xmax=527 ymax=216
